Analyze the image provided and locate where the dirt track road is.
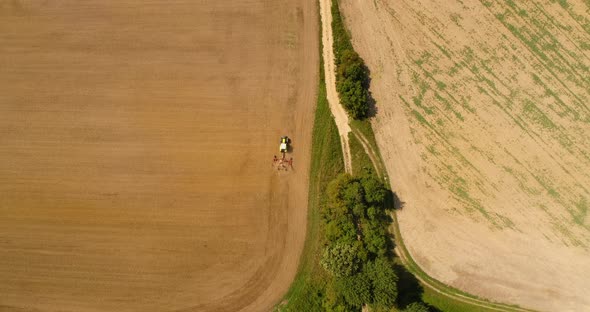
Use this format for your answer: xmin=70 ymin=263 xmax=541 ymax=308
xmin=319 ymin=0 xmax=352 ymax=174
xmin=0 ymin=1 xmax=317 ymax=311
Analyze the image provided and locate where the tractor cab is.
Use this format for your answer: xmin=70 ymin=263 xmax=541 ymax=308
xmin=279 ymin=136 xmax=290 ymax=154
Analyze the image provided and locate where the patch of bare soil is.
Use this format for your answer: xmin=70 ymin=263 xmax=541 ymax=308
xmin=0 ymin=1 xmax=317 ymax=311
xmin=339 ymin=0 xmax=590 ymax=310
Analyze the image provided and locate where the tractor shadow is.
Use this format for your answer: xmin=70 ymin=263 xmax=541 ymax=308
xmin=287 ymin=143 xmax=294 ymax=170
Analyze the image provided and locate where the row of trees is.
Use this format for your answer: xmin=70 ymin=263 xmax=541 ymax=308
xmin=332 ymin=0 xmax=370 ymax=120
xmin=320 ymin=173 xmax=398 ymax=311
xmin=319 ymin=172 xmax=431 ymax=312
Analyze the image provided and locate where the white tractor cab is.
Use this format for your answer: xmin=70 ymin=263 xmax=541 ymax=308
xmin=274 ymin=136 xmax=293 ymax=171
xmin=279 ymin=136 xmax=290 ymax=154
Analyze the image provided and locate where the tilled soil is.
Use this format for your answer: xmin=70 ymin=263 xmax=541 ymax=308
xmin=0 ymin=1 xmax=317 ymax=311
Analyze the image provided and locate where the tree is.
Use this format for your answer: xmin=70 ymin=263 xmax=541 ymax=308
xmin=321 ymin=242 xmax=361 ymax=277
xmin=362 ymin=219 xmax=388 ymax=255
xmin=367 ymin=257 xmax=398 ymax=309
xmin=322 ymin=280 xmax=354 ymax=312
xmin=325 ymin=215 xmax=357 ymax=243
xmin=335 ymin=271 xmax=373 ymax=308
xmin=335 ymin=50 xmax=370 ymax=120
xmin=352 ymin=202 xmax=367 ymax=219
xmin=338 ymin=50 xmax=367 ymax=83
xmin=337 ymin=78 xmax=369 ymax=119
xmin=342 ymin=180 xmax=365 ymax=209
xmin=361 ymin=175 xmax=387 ymax=206
xmin=327 ymin=174 xmax=354 ymax=206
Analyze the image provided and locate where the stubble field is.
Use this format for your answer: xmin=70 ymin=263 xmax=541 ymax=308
xmin=0 ymin=1 xmax=317 ymax=311
xmin=339 ymin=0 xmax=590 ymax=310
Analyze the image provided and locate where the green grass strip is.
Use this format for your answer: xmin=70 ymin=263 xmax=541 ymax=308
xmin=276 ymin=6 xmax=344 ymax=310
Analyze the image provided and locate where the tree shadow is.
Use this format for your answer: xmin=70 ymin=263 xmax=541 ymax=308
xmin=392 ymin=191 xmax=405 ymax=210
xmin=395 ymin=261 xmax=443 ymax=311
xmin=394 ymin=262 xmax=425 ymax=309
xmin=385 ymin=189 xmax=406 ymax=211
xmin=363 ymin=64 xmax=378 ymax=119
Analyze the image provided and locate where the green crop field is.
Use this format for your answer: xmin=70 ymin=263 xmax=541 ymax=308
xmin=398 ymin=0 xmax=590 ymax=243
xmin=338 ymin=0 xmax=590 ymax=310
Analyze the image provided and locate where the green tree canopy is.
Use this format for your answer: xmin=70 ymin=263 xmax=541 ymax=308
xmin=321 ymin=242 xmax=361 ymax=277
xmin=337 ymin=78 xmax=369 ymax=119
xmin=367 ymin=257 xmax=399 ymax=309
xmin=361 ymin=175 xmax=387 ymax=206
xmin=362 ymin=219 xmax=388 ymax=256
xmin=335 ymin=271 xmax=373 ymax=308
xmin=325 ymin=215 xmax=357 ymax=243
xmin=337 ymin=50 xmax=367 ymax=83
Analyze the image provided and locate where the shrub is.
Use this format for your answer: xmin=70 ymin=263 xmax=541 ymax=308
xmin=282 ymin=283 xmax=325 ymax=312
xmin=331 ymin=0 xmax=353 ymax=60
xmin=326 ymin=175 xmax=354 ymax=209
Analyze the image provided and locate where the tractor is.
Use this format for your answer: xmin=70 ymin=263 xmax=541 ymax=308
xmin=279 ymin=136 xmax=290 ymax=155
xmin=273 ymin=136 xmax=293 ymax=171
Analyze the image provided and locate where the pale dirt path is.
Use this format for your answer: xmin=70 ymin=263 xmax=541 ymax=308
xmin=319 ymin=0 xmax=352 ymax=174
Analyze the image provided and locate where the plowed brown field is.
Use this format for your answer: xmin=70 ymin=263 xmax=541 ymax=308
xmin=0 ymin=1 xmax=317 ymax=311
